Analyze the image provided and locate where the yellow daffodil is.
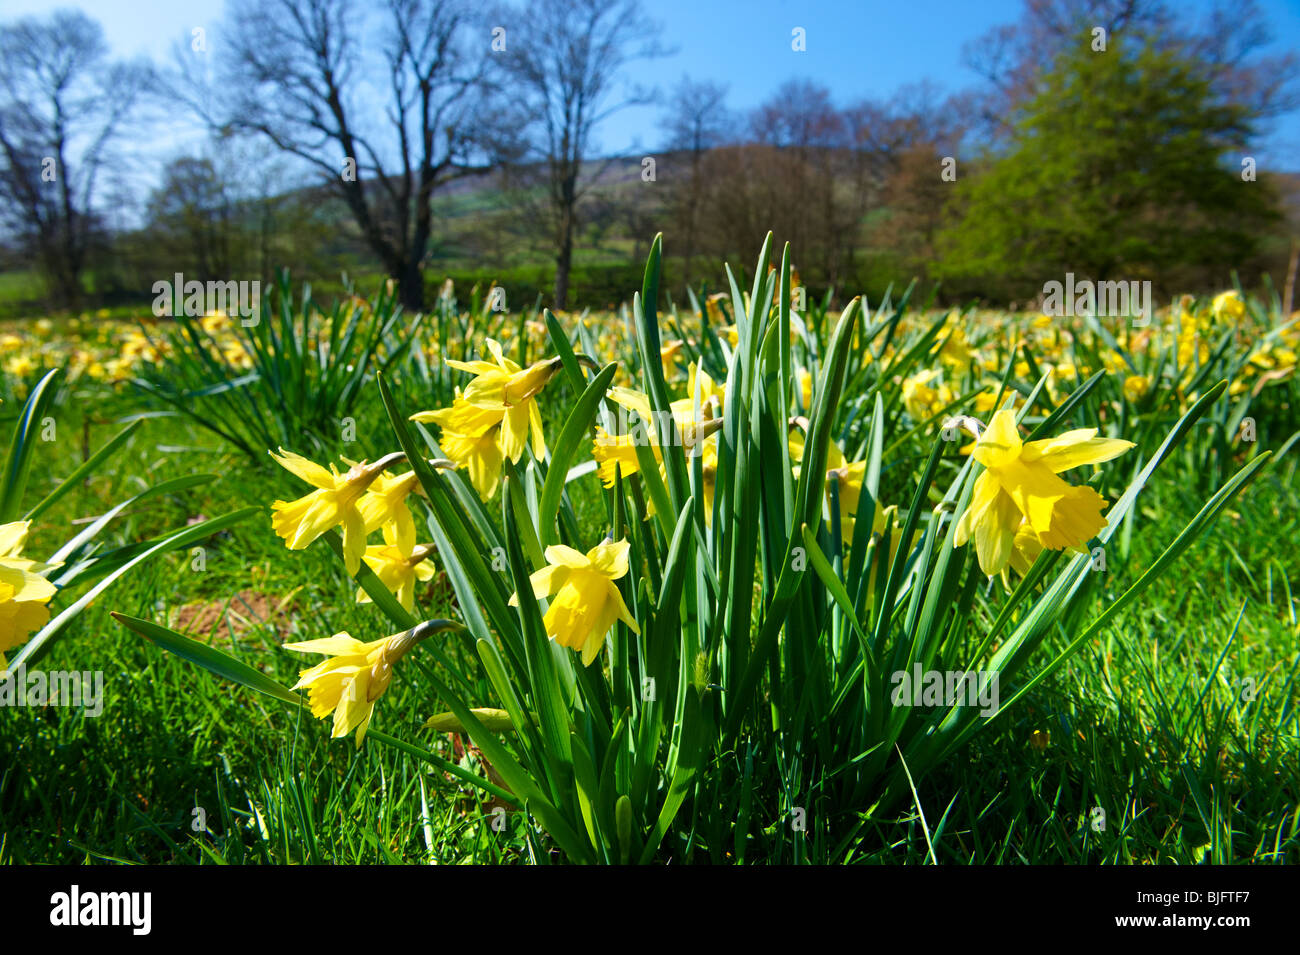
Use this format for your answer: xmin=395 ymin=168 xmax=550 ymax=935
xmin=286 ymin=620 xmax=462 ymax=746
xmin=201 ymin=311 xmax=232 ymax=334
xmin=973 ymin=386 xmax=1003 ymax=416
xmin=412 ymin=389 xmax=505 ymax=500
xmin=705 ymin=293 xmax=728 ymax=326
xmin=270 ymin=449 xmax=392 ymax=574
xmin=357 ymin=469 xmax=421 ymax=553
xmin=788 ymin=428 xmax=867 ymax=540
xmin=444 ymin=338 xmax=560 ymax=461
xmin=510 ymin=540 xmax=639 ymax=666
xmin=660 ymin=339 xmax=684 ymax=379
xmin=593 ymin=376 xmax=724 ymax=524
xmin=954 ymin=409 xmax=1135 ymax=576
xmin=902 ymin=369 xmax=954 ymax=424
xmin=356 ymin=541 xmax=436 ymax=612
xmin=607 ymin=369 xmax=723 ymax=449
xmin=0 ymin=521 xmax=60 ymax=673
xmin=1211 ymin=290 xmax=1246 ymax=323
xmin=1101 ymin=349 xmax=1130 ymax=376
xmin=686 ymin=363 xmax=726 ymax=414
xmin=593 ymin=427 xmax=644 ymax=487
xmin=932 ymin=324 xmax=975 ymax=369
xmin=1123 ymin=375 xmax=1150 ymax=403
xmin=411 ymin=340 xmax=561 ymax=499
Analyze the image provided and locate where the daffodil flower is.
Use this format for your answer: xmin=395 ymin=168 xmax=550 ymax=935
xmin=410 ymin=340 xmax=562 ymax=499
xmin=285 ymin=619 xmax=463 ymax=746
xmin=954 ymin=409 xmax=1135 ymax=576
xmin=412 ymin=389 xmax=506 ymax=500
xmin=0 ymin=521 xmax=60 ymax=673
xmin=592 ymin=427 xmax=643 ymax=487
xmin=660 ymin=339 xmax=684 ymax=379
xmin=357 ymin=469 xmax=421 ymax=553
xmin=356 ymin=541 xmax=436 ymax=612
xmin=902 ymin=369 xmax=955 ymax=423
xmin=593 ymin=368 xmax=724 ymax=512
xmin=444 ymin=338 xmax=560 ymax=462
xmin=510 ymin=540 xmax=640 ymax=666
xmin=1123 ymin=375 xmax=1151 ymax=404
xmin=788 ymin=427 xmax=867 ymax=541
xmin=1211 ymin=290 xmax=1246 ymax=323
xmin=269 ymin=449 xmax=400 ymax=575
xmin=931 ymin=323 xmax=976 ymax=369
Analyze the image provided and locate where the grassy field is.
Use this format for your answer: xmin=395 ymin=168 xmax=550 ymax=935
xmin=0 ymin=247 xmax=1296 ymax=864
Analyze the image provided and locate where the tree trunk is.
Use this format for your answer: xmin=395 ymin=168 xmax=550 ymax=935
xmin=397 ymin=256 xmax=425 ymax=313
xmin=554 ymin=209 xmax=574 ymax=310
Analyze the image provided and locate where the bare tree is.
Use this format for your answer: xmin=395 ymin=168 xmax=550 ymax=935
xmin=496 ymin=0 xmax=668 ymax=309
xmin=0 ymin=11 xmax=146 ymax=307
xmin=844 ymin=83 xmax=968 ymax=281
xmin=747 ymin=80 xmax=852 ymax=287
xmin=146 ymin=157 xmax=235 ymax=281
xmin=170 ymin=0 xmax=494 ymax=311
xmin=661 ymin=76 xmax=731 ymax=290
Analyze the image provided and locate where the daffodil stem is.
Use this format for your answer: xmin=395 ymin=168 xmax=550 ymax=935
xmin=365 ymin=728 xmax=520 ymax=807
xmin=369 ymin=450 xmax=409 ymax=473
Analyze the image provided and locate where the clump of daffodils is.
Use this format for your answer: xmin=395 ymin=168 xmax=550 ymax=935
xmin=954 ymin=409 xmax=1135 ymax=577
xmin=0 ymin=521 xmax=60 ymax=673
xmin=411 ymin=338 xmax=563 ymax=500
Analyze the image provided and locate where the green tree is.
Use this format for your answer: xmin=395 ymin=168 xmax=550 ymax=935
xmin=937 ymin=31 xmax=1278 ymax=298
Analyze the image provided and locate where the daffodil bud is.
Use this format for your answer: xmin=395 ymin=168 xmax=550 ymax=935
xmin=424 ymin=708 xmax=518 ymax=732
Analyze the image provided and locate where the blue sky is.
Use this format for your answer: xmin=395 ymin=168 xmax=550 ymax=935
xmin=5 ymin=0 xmax=1299 ymax=168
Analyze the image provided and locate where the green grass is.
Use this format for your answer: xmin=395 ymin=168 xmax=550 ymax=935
xmin=1 ymin=362 xmax=1295 ymax=864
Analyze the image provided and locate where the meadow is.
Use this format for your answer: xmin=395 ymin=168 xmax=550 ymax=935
xmin=0 ymin=236 xmax=1297 ymax=864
